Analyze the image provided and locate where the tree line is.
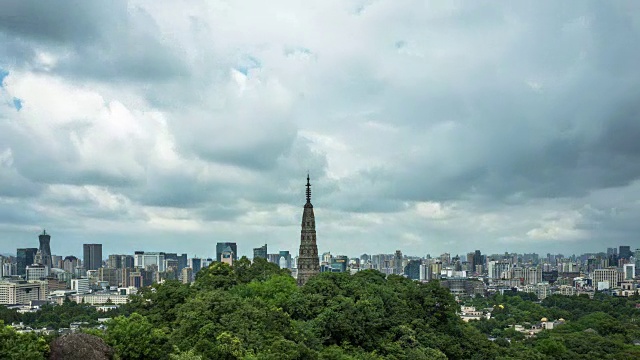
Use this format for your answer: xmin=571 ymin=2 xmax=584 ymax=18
xmin=2 ymin=257 xmax=640 ymax=359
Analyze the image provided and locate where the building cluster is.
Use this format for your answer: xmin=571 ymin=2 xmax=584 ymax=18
xmin=0 ymin=231 xmax=302 ymax=310
xmin=339 ymin=246 xmax=640 ymax=300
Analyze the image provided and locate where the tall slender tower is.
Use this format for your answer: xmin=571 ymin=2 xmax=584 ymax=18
xmin=297 ymin=174 xmax=320 ymax=286
xmin=38 ymin=230 xmax=52 ymax=269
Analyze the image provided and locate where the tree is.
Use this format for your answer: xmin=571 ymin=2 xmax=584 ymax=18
xmin=0 ymin=321 xmax=48 ymax=359
xmin=169 ymin=347 xmax=203 ymax=360
xmin=105 ymin=313 xmax=170 ymax=360
xmin=194 ymin=262 xmax=238 ymax=290
xmin=534 ymin=338 xmax=566 ymax=358
xmin=211 ymin=332 xmax=245 ymax=360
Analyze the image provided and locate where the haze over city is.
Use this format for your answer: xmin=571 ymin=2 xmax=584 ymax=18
xmin=1 ymin=1 xmax=640 ymax=257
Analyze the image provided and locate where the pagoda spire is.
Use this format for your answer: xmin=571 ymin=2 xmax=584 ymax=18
xmin=297 ymin=174 xmax=319 ymax=286
xmin=306 ymin=173 xmax=311 ymax=204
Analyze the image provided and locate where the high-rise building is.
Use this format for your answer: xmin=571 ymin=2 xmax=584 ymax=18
xmin=0 ymin=281 xmax=44 ymax=304
xmin=624 ymin=264 xmax=635 ymax=280
xmin=34 ymin=249 xmax=43 ymax=266
xmin=129 ymin=271 xmax=144 ymax=288
xmin=107 ymin=254 xmax=134 ymax=269
xmin=71 ymin=278 xmax=90 ymax=294
xmin=524 ymin=266 xmax=541 ymax=285
xmin=221 ymin=246 xmax=235 ymax=266
xmin=253 ymin=244 xmax=267 ymax=260
xmin=38 ymin=230 xmax=52 ymax=270
xmin=404 ymin=260 xmax=421 ymax=280
xmin=164 ymin=253 xmax=188 ymax=272
xmin=267 ymin=253 xmax=281 ymax=264
xmin=98 ymin=267 xmax=119 ymax=287
xmin=134 ymin=252 xmax=166 ymax=272
xmin=216 ymin=242 xmax=238 ymax=262
xmin=107 ymin=254 xmax=121 ymax=269
xmin=189 ymin=258 xmax=202 ymax=274
xmin=50 ymin=255 xmax=62 ymax=268
xmin=297 ymin=175 xmax=320 ymax=286
xmin=394 ymin=250 xmax=403 ymax=275
xmin=201 ymin=258 xmax=213 ymax=269
xmin=488 ymin=261 xmax=512 ymax=280
xmin=593 ymin=268 xmax=620 ymax=289
xmin=279 ymin=251 xmax=292 ymax=269
xmin=83 ymin=244 xmax=103 ymax=271
xmin=331 ymin=255 xmax=348 ymax=273
xmin=419 ymin=264 xmax=432 ymax=281
xmin=181 ymin=267 xmax=193 ymax=284
xmin=619 ymin=246 xmax=632 ymax=260
xmin=62 ymin=256 xmax=80 ymax=274
xmin=473 ymin=250 xmax=483 ymax=272
xmin=177 ymin=253 xmax=188 ymax=272
xmin=26 ymin=264 xmax=48 ymax=281
xmin=16 ymin=248 xmax=38 ymax=276
xmin=635 ymin=249 xmax=640 ymax=276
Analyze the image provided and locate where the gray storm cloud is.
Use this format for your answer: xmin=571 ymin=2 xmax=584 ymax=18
xmin=0 ymin=0 xmax=639 ymax=256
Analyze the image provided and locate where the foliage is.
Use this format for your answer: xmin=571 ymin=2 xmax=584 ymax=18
xmin=4 ymin=259 xmax=640 ymax=359
xmin=15 ymin=298 xmax=124 ymax=330
xmin=0 ymin=321 xmax=49 ymax=359
xmin=105 ymin=313 xmax=171 ymax=360
xmin=467 ymin=291 xmax=640 ymax=359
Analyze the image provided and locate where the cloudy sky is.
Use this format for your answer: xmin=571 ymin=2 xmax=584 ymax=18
xmin=1 ymin=1 xmax=640 ymax=259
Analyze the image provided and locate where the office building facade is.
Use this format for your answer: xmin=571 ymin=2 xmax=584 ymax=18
xmin=83 ymin=244 xmax=103 ymax=271
xmin=253 ymin=244 xmax=267 ymax=260
xmin=16 ymin=248 xmax=38 ymax=276
xmin=216 ymin=242 xmax=238 ymax=262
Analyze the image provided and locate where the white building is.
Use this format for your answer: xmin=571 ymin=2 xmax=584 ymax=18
xmin=624 ymin=264 xmax=635 ymax=280
xmin=71 ymin=278 xmax=90 ymax=294
xmin=488 ymin=261 xmax=511 ymax=280
xmin=201 ymin=258 xmax=213 ymax=268
xmin=419 ymin=264 xmax=432 ymax=281
xmin=26 ymin=264 xmax=49 ymax=281
xmin=524 ymin=267 xmax=542 ymax=285
xmin=558 ymin=285 xmax=575 ymax=296
xmin=134 ymin=252 xmax=166 ymax=272
xmin=0 ymin=281 xmax=44 ymax=305
xmin=72 ymin=292 xmax=129 ymax=305
xmin=523 ymin=283 xmax=550 ymax=300
xmin=593 ymin=268 xmax=621 ymax=288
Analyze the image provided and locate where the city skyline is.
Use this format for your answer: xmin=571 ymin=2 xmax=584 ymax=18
xmin=1 ymin=227 xmax=636 ymax=261
xmin=2 ymin=2 xmax=640 ymax=256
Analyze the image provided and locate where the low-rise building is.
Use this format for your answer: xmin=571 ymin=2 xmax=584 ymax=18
xmin=71 ymin=292 xmax=129 ymax=305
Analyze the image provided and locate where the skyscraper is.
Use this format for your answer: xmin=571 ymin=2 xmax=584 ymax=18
xmin=394 ymin=250 xmax=403 ymax=275
xmin=619 ymin=246 xmax=632 ymax=260
xmin=297 ymin=175 xmax=320 ymax=286
xmin=83 ymin=244 xmax=103 ymax=271
xmin=473 ymin=250 xmax=483 ymax=271
xmin=189 ymin=258 xmax=202 ymax=274
xmin=216 ymin=242 xmax=238 ymax=262
xmin=253 ymin=244 xmax=267 ymax=260
xmin=38 ymin=230 xmax=52 ymax=269
xmin=16 ymin=248 xmax=38 ymax=276
xmin=108 ymin=254 xmax=134 ymax=269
